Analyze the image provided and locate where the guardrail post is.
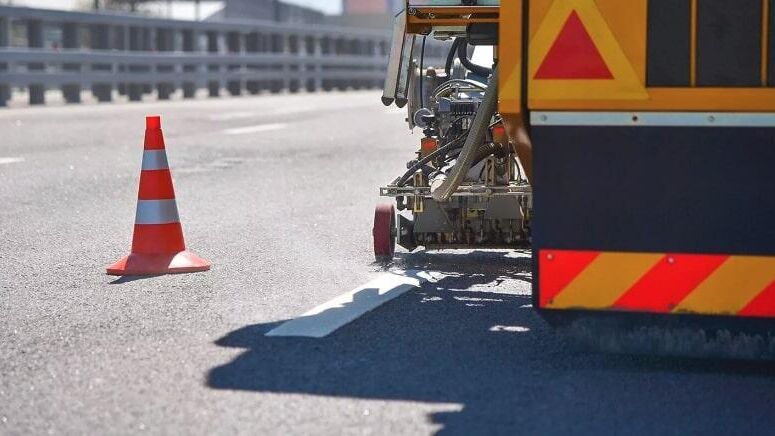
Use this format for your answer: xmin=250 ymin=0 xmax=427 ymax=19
xmin=320 ymin=37 xmax=332 ymax=92
xmin=94 ymin=23 xmax=113 ymax=102
xmin=336 ymin=38 xmax=349 ymax=91
xmin=128 ymin=25 xmax=155 ymax=102
xmin=144 ymin=27 xmax=156 ymax=97
xmin=115 ymin=25 xmax=127 ymax=97
xmin=351 ymin=39 xmax=363 ymax=90
xmin=244 ymin=31 xmax=259 ymax=95
xmin=259 ymin=32 xmax=270 ymax=93
xmin=269 ymin=33 xmax=283 ymax=94
xmin=378 ymin=39 xmax=389 ymax=79
xmin=374 ymin=40 xmax=388 ymax=89
xmin=206 ymin=30 xmax=220 ymax=97
xmin=0 ymin=17 xmax=9 ymax=107
xmin=61 ymin=22 xmax=82 ymax=104
xmin=365 ymin=40 xmax=373 ymax=88
xmin=0 ymin=17 xmax=8 ymax=47
xmin=288 ymin=34 xmax=300 ymax=93
xmin=157 ymin=83 xmax=174 ymax=100
xmin=371 ymin=39 xmax=382 ymax=89
xmin=156 ymin=26 xmax=175 ymax=100
xmin=182 ymin=28 xmax=197 ymax=98
xmin=226 ymin=30 xmax=242 ymax=96
xmin=27 ymin=19 xmax=46 ymax=105
xmin=277 ymin=33 xmax=287 ymax=93
xmin=366 ymin=39 xmax=375 ymax=90
xmin=303 ymin=35 xmax=316 ymax=92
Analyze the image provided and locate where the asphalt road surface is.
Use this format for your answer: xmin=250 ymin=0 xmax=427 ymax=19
xmin=2 ymin=92 xmax=775 ymax=435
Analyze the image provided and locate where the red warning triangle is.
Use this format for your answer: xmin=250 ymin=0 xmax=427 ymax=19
xmin=534 ymin=11 xmax=613 ymax=80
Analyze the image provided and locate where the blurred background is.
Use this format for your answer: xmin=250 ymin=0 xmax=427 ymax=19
xmin=0 ymin=0 xmax=404 ymax=23
xmin=0 ymin=0 xmax=432 ymax=107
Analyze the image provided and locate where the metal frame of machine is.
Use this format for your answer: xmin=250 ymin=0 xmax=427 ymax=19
xmin=377 ymin=0 xmax=775 ymax=354
xmin=376 ymin=0 xmax=531 ymax=259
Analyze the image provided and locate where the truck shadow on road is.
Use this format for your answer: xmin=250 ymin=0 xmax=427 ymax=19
xmin=206 ymin=251 xmax=775 ymax=435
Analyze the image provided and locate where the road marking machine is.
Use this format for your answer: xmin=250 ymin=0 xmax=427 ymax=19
xmin=378 ymin=0 xmax=775 ymax=357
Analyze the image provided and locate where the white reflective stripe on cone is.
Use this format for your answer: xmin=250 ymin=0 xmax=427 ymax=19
xmin=135 ymin=199 xmax=180 ymax=224
xmin=141 ymin=150 xmax=169 ymax=171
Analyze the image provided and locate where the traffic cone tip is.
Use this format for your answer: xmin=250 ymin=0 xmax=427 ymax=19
xmin=146 ymin=115 xmax=161 ymax=129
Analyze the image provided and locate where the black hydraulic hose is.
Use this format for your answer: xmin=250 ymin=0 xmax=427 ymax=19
xmin=396 ymin=134 xmax=467 ymax=187
xmin=398 ymin=135 xmax=507 ymax=189
xmin=419 ymin=35 xmax=426 ymax=109
xmin=444 ymin=38 xmax=462 ymax=77
xmin=472 ymin=142 xmax=509 ymax=166
xmin=456 ymin=38 xmax=493 ymax=77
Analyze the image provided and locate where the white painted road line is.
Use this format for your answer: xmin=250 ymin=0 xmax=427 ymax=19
xmin=222 ymin=123 xmax=287 ymax=136
xmin=266 ymin=270 xmax=444 ymax=338
xmin=0 ymin=157 xmax=24 ymax=165
xmin=209 ymin=111 xmax=256 ymax=121
xmin=212 ymin=102 xmax=374 ymax=122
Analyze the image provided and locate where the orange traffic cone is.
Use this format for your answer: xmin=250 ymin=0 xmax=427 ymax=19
xmin=107 ymin=116 xmax=211 ymax=276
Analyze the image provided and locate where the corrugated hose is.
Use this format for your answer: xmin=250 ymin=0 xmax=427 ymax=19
xmin=431 ymin=66 xmax=499 ymax=202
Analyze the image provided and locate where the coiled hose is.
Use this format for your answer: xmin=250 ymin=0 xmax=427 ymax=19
xmin=432 ymin=66 xmax=498 ymax=202
xmin=445 ymin=38 xmax=462 ymax=77
xmin=456 ymin=39 xmax=493 ymax=77
xmin=445 ymin=38 xmax=493 ymax=78
xmin=396 ymin=133 xmax=467 ymax=187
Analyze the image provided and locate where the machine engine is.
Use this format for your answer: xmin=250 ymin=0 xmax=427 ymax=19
xmin=376 ymin=19 xmax=532 ymax=259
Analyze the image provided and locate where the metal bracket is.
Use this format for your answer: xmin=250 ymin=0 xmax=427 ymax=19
xmin=412 ymin=170 xmax=426 ymax=213
xmin=484 ymin=156 xmax=496 ymax=187
xmin=382 ymin=9 xmax=414 ymax=108
xmin=380 ymin=182 xmax=531 ymax=198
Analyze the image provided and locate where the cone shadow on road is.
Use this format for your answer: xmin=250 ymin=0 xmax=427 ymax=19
xmin=206 ymin=250 xmax=775 ymax=435
xmin=108 ymin=274 xmax=165 ymax=285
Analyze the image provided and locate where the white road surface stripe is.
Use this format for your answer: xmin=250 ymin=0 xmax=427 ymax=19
xmin=209 ymin=111 xmax=256 ymax=121
xmin=0 ymin=157 xmax=24 ymax=165
xmin=266 ymin=270 xmax=444 ymax=338
xmin=223 ymin=123 xmax=287 ymax=135
xmin=211 ymin=102 xmax=375 ymax=121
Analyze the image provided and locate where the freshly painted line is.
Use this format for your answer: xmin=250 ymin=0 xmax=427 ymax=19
xmin=266 ymin=270 xmax=444 ymax=338
xmin=0 ymin=157 xmax=24 ymax=165
xmin=223 ymin=123 xmax=287 ymax=135
xmin=271 ymin=102 xmax=375 ymax=116
xmin=210 ymin=111 xmax=255 ymax=121
xmin=212 ymin=102 xmax=375 ymax=123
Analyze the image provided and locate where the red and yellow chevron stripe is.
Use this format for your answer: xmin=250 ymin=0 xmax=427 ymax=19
xmin=539 ymin=250 xmax=775 ymax=317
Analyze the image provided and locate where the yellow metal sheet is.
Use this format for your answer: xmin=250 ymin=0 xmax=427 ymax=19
xmin=674 ymin=257 xmax=775 ymax=316
xmin=528 ymin=0 xmax=647 ymax=101
xmin=523 ymin=0 xmax=775 ymax=111
xmin=548 ymin=252 xmax=661 ymax=309
xmin=541 ymin=250 xmax=775 ymax=317
xmin=498 ymin=0 xmax=523 ymax=116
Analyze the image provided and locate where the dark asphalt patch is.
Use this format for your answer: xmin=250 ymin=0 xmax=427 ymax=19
xmin=208 ymin=251 xmax=775 ymax=435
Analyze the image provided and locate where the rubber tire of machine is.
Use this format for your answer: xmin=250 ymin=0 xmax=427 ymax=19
xmin=373 ymin=203 xmax=397 ymax=262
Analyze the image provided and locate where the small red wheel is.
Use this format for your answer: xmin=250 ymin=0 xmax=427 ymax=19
xmin=373 ymin=203 xmax=396 ymax=261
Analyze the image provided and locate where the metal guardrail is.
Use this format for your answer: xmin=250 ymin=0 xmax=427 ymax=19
xmin=0 ymin=5 xmax=414 ymax=106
